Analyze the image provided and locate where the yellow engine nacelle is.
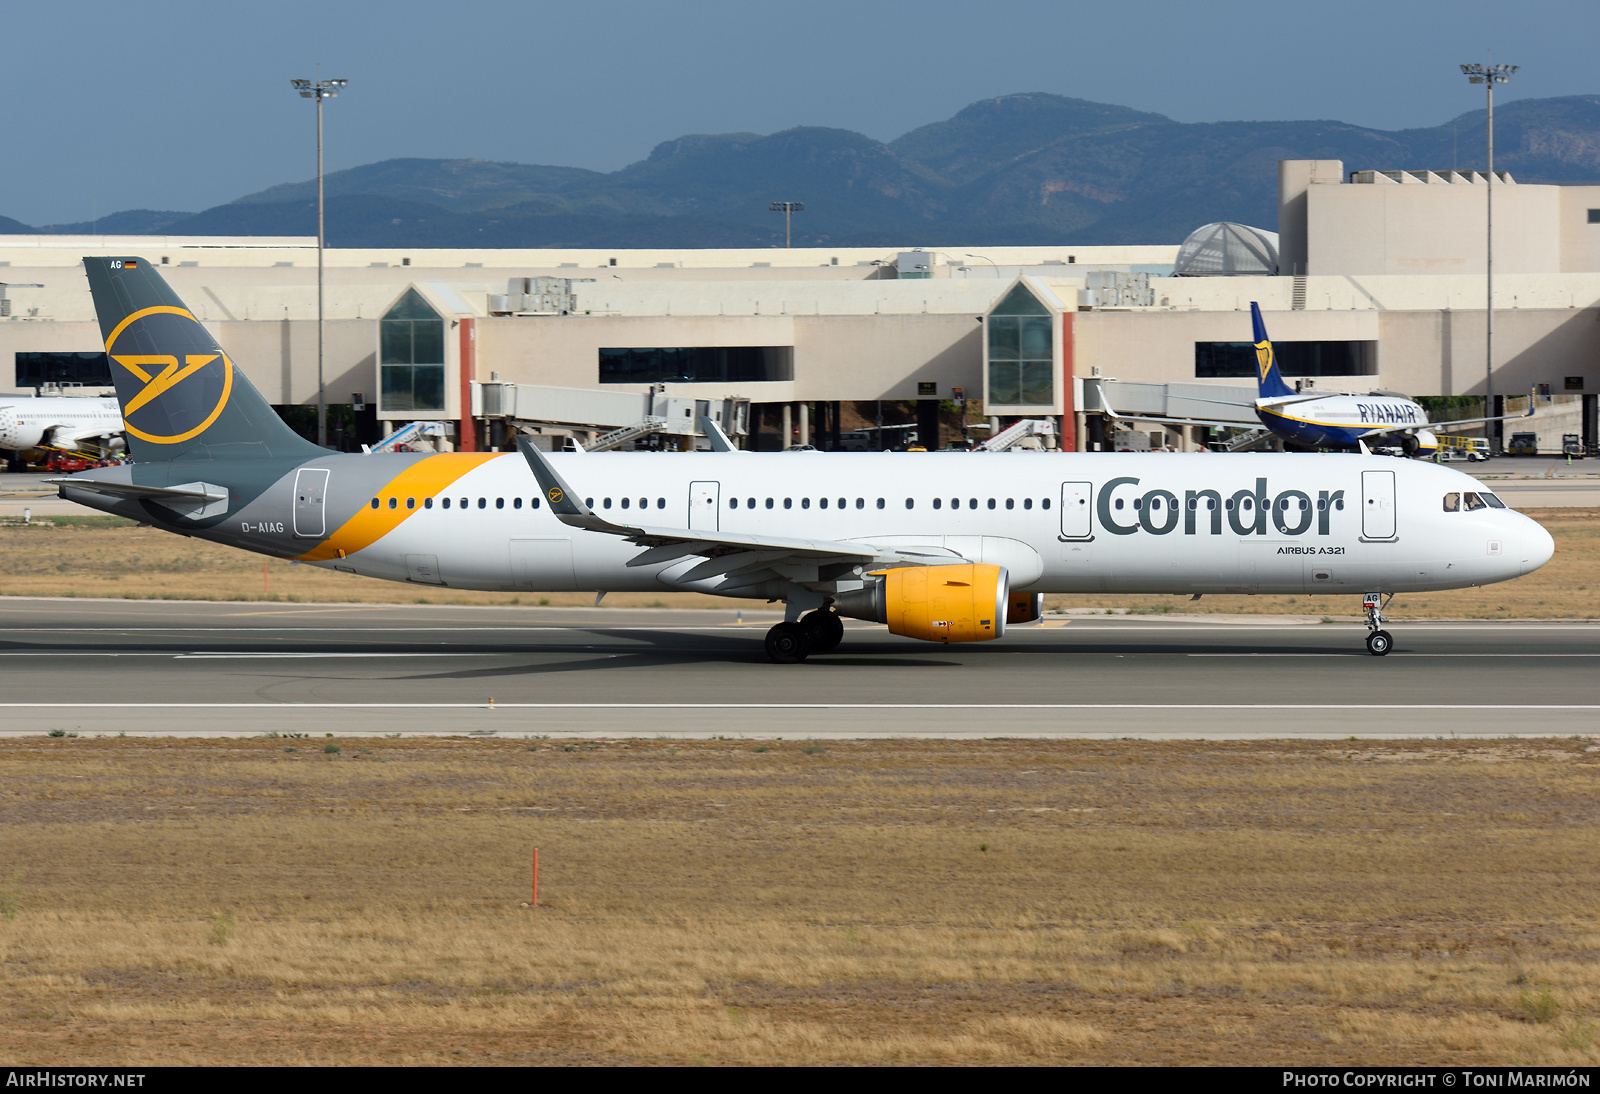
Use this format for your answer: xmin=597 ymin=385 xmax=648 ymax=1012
xmin=834 ymin=563 xmax=1009 ymax=643
xmin=1006 ymin=592 xmax=1044 ymax=624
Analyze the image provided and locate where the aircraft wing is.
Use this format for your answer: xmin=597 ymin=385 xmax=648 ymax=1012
xmin=1428 ymin=400 xmax=1537 ymax=432
xmin=514 ymin=438 xmax=958 ymax=592
xmin=1095 ymin=405 xmax=1261 ymax=431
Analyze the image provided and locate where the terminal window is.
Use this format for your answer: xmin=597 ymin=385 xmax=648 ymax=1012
xmin=598 ymin=347 xmax=794 ymax=384
xmin=379 ymin=289 xmax=446 ymax=413
xmin=987 ymin=283 xmax=1054 ymax=406
xmin=15 ymin=352 xmax=112 ymax=389
xmin=1588 ymin=209 xmax=1600 ymax=224
xmin=1195 ymin=340 xmax=1376 ymax=378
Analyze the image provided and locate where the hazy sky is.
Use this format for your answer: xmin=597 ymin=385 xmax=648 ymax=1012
xmin=3 ymin=0 xmax=1595 ymax=224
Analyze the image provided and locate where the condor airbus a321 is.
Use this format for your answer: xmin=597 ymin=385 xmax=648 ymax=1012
xmin=54 ymin=258 xmax=1553 ymax=660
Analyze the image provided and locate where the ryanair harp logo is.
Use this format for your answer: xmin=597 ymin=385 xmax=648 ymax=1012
xmin=105 ymin=306 xmax=234 ymax=444
xmin=1254 ymin=339 xmax=1276 ymax=383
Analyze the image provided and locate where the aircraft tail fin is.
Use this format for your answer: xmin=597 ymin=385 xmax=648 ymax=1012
xmin=1250 ymin=302 xmax=1296 ymax=400
xmin=83 ymin=256 xmax=324 ymax=463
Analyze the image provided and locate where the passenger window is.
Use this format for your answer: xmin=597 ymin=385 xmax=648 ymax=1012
xmin=838 ymin=498 xmax=846 ymax=509
xmin=802 ymin=498 xmax=811 ymax=509
xmin=406 ymin=498 xmax=415 ymax=510
xmin=933 ymin=498 xmax=942 ymax=510
xmin=657 ymin=498 xmax=666 ymax=508
xmin=425 ymin=498 xmax=434 ymax=510
xmin=442 ymin=498 xmax=451 ymax=510
xmin=583 ymin=498 xmax=592 ymax=509
xmin=460 ymin=498 xmax=468 ymax=509
xmin=1207 ymin=499 xmax=1215 ymax=510
xmin=856 ymin=498 xmax=864 ymax=509
xmin=766 ymin=498 xmax=774 ymax=509
xmin=905 ymin=498 xmax=914 ymax=509
xmin=370 ymin=498 xmax=379 ymax=510
xmin=514 ymin=497 xmax=523 ymax=510
xmin=1005 ymin=498 xmax=1014 ymax=510
xmin=1041 ymin=498 xmax=1050 ymax=509
xmin=1317 ymin=499 xmax=1327 ymax=511
xmin=499 ymin=498 xmax=507 ymax=509
xmin=531 ymin=497 xmax=540 ymax=509
xmin=601 ymin=498 xmax=609 ymax=509
xmin=1024 ymin=498 xmax=1033 ymax=510
xmin=968 ymin=499 xmax=977 ymax=510
xmin=819 ymin=498 xmax=828 ymax=509
xmin=1115 ymin=499 xmax=1124 ymax=510
xmin=1225 ymin=499 xmax=1235 ymax=510
xmin=1335 ymin=499 xmax=1344 ymax=510
xmin=876 ymin=498 xmax=885 ymax=509
xmin=987 ymin=499 xmax=996 ymax=510
xmin=388 ymin=497 xmax=397 ymax=509
xmin=1464 ymin=492 xmax=1486 ymax=511
xmin=1242 ymin=498 xmax=1253 ymax=510
xmin=479 ymin=498 xmax=488 ymax=510
xmin=784 ymin=498 xmax=792 ymax=509
xmin=625 ymin=498 xmax=634 ymax=509
xmin=1132 ymin=498 xmax=1142 ymax=511
xmin=1187 ymin=498 xmax=1197 ymax=510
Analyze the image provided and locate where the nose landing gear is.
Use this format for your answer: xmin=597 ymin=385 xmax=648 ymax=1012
xmin=1363 ymin=592 xmax=1394 ymax=656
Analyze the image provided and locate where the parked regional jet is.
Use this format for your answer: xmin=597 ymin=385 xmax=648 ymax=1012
xmin=1099 ymin=302 xmax=1530 ymax=457
xmin=0 ymin=396 xmax=124 ymax=457
xmin=52 ymin=258 xmax=1553 ymax=660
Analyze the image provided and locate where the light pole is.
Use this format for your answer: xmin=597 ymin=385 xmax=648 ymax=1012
xmin=965 ymin=253 xmax=999 ymax=277
xmin=1460 ymin=59 xmax=1516 ymax=447
xmin=769 ymin=201 xmax=804 ymax=248
xmin=292 ymin=76 xmax=348 ymax=447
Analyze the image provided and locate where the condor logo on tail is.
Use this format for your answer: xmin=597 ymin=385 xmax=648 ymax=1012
xmin=105 ymin=306 xmax=234 ymax=445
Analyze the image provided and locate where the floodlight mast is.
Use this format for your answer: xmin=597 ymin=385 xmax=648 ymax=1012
xmin=1460 ymin=59 xmax=1517 ymax=448
xmin=769 ymin=201 xmax=804 ymax=248
xmin=291 ymin=76 xmax=349 ymax=447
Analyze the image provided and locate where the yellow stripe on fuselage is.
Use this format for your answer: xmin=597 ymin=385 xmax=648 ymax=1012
xmin=297 ymin=452 xmax=502 ymax=562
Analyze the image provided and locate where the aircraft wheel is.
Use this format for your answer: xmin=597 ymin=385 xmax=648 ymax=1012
xmin=1365 ymin=629 xmax=1393 ymax=657
xmin=801 ymin=609 xmax=844 ymax=653
xmin=765 ymin=622 xmax=812 ymax=663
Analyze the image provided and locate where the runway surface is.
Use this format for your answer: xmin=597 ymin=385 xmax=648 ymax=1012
xmin=0 ymin=599 xmax=1595 ymax=739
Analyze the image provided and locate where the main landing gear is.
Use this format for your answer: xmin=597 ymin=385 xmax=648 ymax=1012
xmin=1364 ymin=592 xmax=1394 ymax=657
xmin=764 ymin=608 xmax=844 ymax=663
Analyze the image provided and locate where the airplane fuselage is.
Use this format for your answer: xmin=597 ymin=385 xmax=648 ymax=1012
xmin=0 ymin=397 xmax=124 ymax=454
xmin=1256 ymin=394 xmax=1434 ymax=451
xmin=60 ymin=450 xmax=1551 ymax=598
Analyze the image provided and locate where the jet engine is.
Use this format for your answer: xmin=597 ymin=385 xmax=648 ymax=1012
xmin=1006 ymin=592 xmax=1044 ymax=624
xmin=834 ymin=563 xmax=1008 ymax=643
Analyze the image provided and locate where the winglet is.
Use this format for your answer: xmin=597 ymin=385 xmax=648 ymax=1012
xmin=698 ymin=415 xmax=737 ymax=452
xmin=515 ymin=436 xmax=626 ymax=532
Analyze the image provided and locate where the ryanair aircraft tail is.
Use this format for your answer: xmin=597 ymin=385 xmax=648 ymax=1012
xmin=1250 ymin=302 xmax=1296 ymax=401
xmin=83 ymin=257 xmax=324 ymax=463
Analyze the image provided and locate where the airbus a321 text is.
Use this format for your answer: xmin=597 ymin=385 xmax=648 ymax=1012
xmin=53 ymin=258 xmax=1554 ymax=660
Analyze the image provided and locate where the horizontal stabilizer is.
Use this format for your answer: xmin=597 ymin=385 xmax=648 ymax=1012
xmin=49 ymin=477 xmax=230 ymax=520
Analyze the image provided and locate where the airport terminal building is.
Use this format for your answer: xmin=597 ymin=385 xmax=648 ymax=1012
xmin=2 ymin=159 xmax=1598 ymax=454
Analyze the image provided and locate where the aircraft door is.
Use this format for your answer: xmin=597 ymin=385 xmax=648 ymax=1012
xmin=1059 ymin=482 xmax=1093 ymax=539
xmin=689 ymin=481 xmax=720 ymax=531
xmin=1361 ymin=470 xmax=1396 ymax=540
xmin=292 ymin=468 xmax=330 ymax=538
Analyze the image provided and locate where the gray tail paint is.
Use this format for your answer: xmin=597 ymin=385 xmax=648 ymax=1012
xmin=83 ymin=256 xmax=325 ymax=464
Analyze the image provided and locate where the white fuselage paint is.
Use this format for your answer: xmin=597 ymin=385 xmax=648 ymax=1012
xmin=0 ymin=397 xmax=124 ymax=453
xmin=316 ymin=451 xmax=1553 ymax=598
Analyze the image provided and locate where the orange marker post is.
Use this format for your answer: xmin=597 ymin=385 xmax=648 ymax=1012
xmin=532 ymin=847 xmax=539 ymax=907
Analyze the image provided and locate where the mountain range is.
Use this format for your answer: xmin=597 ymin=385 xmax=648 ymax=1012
xmin=12 ymin=93 xmax=1600 ymax=248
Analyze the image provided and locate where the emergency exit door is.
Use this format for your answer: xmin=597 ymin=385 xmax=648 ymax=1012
xmin=292 ymin=468 xmax=329 ymax=538
xmin=689 ymin=481 xmax=720 ymax=531
xmin=1361 ymin=470 xmax=1396 ymax=540
xmin=1059 ymin=482 xmax=1093 ymax=539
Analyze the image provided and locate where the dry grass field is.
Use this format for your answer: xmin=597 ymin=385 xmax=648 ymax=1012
xmin=2 ymin=736 xmax=1599 ymax=1065
xmin=0 ymin=509 xmax=1594 ymax=618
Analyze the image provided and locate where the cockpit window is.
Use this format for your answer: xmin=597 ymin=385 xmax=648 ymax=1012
xmin=1480 ymin=492 xmax=1506 ymax=508
xmin=1443 ymin=492 xmax=1460 ymax=512
xmin=1463 ymin=492 xmax=1487 ymax=511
